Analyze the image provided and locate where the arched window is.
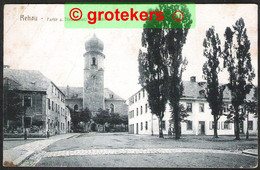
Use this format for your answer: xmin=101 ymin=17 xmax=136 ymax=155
xmin=74 ymin=104 xmax=78 ymax=111
xmin=110 ymin=103 xmax=114 ymax=113
xmin=92 ymin=57 xmax=96 ymax=66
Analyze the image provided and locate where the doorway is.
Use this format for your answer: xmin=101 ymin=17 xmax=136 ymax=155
xmin=198 ymin=121 xmax=205 ymax=135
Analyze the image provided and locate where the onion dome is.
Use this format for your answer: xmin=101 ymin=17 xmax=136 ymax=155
xmin=85 ymin=34 xmax=104 ymax=52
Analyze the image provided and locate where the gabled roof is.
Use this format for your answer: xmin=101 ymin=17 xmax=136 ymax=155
xmin=59 ymin=86 xmax=125 ymax=101
xmin=128 ymin=80 xmax=255 ymax=101
xmin=104 ymin=88 xmax=125 ymax=101
xmin=4 ymin=68 xmax=51 ymax=92
xmin=59 ymin=86 xmax=83 ymax=99
xmin=182 ymin=81 xmax=231 ymax=100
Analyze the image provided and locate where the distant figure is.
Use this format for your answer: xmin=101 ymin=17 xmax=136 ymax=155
xmin=47 ymin=130 xmax=50 ymax=138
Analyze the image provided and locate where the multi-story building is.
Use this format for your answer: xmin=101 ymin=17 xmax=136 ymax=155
xmin=127 ymin=76 xmax=257 ymax=136
xmin=3 ymin=67 xmax=71 ymax=137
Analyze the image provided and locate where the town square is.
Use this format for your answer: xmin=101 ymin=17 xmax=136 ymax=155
xmin=3 ymin=3 xmax=258 ymax=168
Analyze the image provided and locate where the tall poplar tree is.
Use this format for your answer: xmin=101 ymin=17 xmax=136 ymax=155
xmin=223 ymin=18 xmax=255 ymax=140
xmin=202 ymin=26 xmax=225 ymax=138
xmin=138 ymin=12 xmax=168 ymax=138
xmin=161 ymin=4 xmax=193 ymax=139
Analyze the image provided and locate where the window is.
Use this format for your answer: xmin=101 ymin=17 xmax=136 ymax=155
xmin=140 ymin=106 xmax=143 ymax=115
xmin=52 ymin=101 xmax=54 ymax=111
xmin=136 ymin=108 xmax=138 ymax=116
xmin=199 ymin=103 xmax=204 ymax=112
xmin=187 ymin=121 xmax=192 ymax=130
xmin=145 ymin=121 xmax=148 ymax=130
xmin=139 ymin=92 xmax=140 ymax=100
xmin=141 ymin=122 xmax=143 ymax=130
xmin=135 ymin=95 xmax=137 ymax=102
xmin=145 ymin=104 xmax=148 ymax=113
xmin=110 ymin=104 xmax=114 ymax=113
xmin=92 ymin=57 xmax=96 ymax=66
xmin=48 ymin=98 xmax=51 ymax=110
xmin=210 ymin=121 xmax=220 ymax=130
xmin=143 ymin=89 xmax=145 ymax=98
xmin=187 ymin=103 xmax=192 ymax=112
xmin=248 ymin=121 xmax=253 ymax=130
xmin=223 ymin=104 xmax=228 ymax=112
xmin=223 ymin=121 xmax=231 ymax=130
xmin=162 ymin=120 xmax=166 ymax=130
xmin=23 ymin=95 xmax=32 ymax=107
xmin=129 ymin=110 xmax=134 ymax=119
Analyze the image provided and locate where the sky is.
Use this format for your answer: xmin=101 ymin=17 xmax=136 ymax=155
xmin=4 ymin=4 xmax=258 ymax=100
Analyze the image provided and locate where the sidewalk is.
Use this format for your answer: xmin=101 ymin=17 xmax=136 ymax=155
xmin=3 ymin=133 xmax=78 ymax=167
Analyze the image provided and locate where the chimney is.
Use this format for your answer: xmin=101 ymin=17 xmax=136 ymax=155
xmin=190 ymin=76 xmax=196 ymax=82
xmin=66 ymin=85 xmax=70 ymax=97
xmin=4 ymin=65 xmax=10 ymax=69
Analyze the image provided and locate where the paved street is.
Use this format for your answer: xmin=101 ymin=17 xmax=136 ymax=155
xmin=3 ymin=133 xmax=258 ymax=168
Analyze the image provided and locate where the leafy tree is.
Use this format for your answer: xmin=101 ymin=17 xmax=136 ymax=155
xmin=3 ymin=80 xmax=24 ymax=129
xmin=120 ymin=114 xmax=128 ymax=125
xmin=120 ymin=114 xmax=128 ymax=131
xmin=202 ymin=26 xmax=225 ymax=138
xmin=70 ymin=107 xmax=91 ymax=132
xmin=138 ymin=17 xmax=168 ymax=138
xmin=223 ymin=18 xmax=255 ymax=140
xmin=169 ymin=104 xmax=189 ymax=135
xmin=109 ymin=112 xmax=121 ymax=127
xmin=139 ymin=4 xmax=193 ymax=139
xmin=161 ymin=4 xmax=193 ymax=139
xmin=93 ymin=108 xmax=110 ymax=131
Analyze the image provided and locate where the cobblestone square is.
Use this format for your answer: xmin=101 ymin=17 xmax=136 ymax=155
xmin=3 ymin=133 xmax=258 ymax=168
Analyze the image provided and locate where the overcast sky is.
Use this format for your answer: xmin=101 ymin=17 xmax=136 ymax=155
xmin=4 ymin=4 xmax=258 ymax=100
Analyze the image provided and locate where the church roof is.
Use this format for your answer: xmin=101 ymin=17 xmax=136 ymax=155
xmin=59 ymin=86 xmax=125 ymax=101
xmin=3 ymin=68 xmax=51 ymax=92
xmin=104 ymin=88 xmax=125 ymax=101
xmin=85 ymin=34 xmax=104 ymax=53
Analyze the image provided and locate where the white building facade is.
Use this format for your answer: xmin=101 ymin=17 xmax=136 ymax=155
xmin=127 ymin=77 xmax=258 ymax=136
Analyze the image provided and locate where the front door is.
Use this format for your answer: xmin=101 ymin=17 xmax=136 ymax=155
xmin=198 ymin=121 xmax=205 ymax=135
xmin=136 ymin=123 xmax=139 ymax=134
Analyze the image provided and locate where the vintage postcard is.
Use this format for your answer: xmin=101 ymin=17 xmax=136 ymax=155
xmin=3 ymin=2 xmax=258 ymax=168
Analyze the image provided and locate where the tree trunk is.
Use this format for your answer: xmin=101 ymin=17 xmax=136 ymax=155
xmin=246 ymin=109 xmax=249 ymax=140
xmin=234 ymin=106 xmax=240 ymax=140
xmin=213 ymin=114 xmax=218 ymax=138
xmin=158 ymin=117 xmax=163 ymax=138
xmin=174 ymin=103 xmax=180 ymax=140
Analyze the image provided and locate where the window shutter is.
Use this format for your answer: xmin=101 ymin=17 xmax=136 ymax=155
xmin=209 ymin=121 xmax=212 ymax=130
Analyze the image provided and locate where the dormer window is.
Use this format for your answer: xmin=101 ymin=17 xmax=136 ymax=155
xmin=110 ymin=94 xmax=114 ymax=99
xmin=199 ymin=90 xmax=205 ymax=96
xmin=92 ymin=57 xmax=96 ymax=66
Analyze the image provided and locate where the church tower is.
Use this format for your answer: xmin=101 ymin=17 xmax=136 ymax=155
xmin=83 ymin=34 xmax=105 ymax=113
